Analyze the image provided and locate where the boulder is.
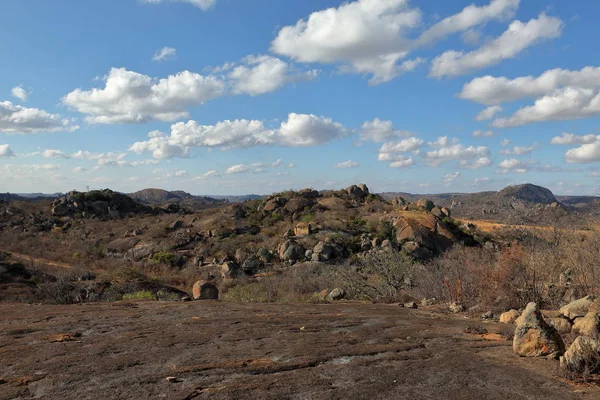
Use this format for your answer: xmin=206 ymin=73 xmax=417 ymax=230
xmin=346 ymin=185 xmax=367 ymax=200
xmin=192 ymin=280 xmax=219 ymax=300
xmin=371 ymin=238 xmax=382 ymax=247
xmin=404 ymin=302 xmax=418 ymax=309
xmin=278 ymin=240 xmax=304 ymax=262
xmin=326 ymin=288 xmax=346 ymax=301
xmin=221 ymin=261 xmax=239 ymax=279
xmin=263 ymin=197 xmax=287 ymax=212
xmin=167 ymin=220 xmax=183 ymax=232
xmin=499 ymin=309 xmax=521 ymax=324
xmin=430 ymin=207 xmax=444 ymax=218
xmin=358 ymin=183 xmax=369 ymax=194
xmin=441 ymin=207 xmax=451 ymax=218
xmin=312 ymin=241 xmax=335 ymax=262
xmin=573 ymin=311 xmax=600 ymax=339
xmin=560 ymin=336 xmax=600 ymax=374
xmin=549 ymin=317 xmax=573 ymax=335
xmin=284 ymin=197 xmax=314 ymax=214
xmin=513 ymin=302 xmax=565 ymax=358
xmin=241 ymin=256 xmax=264 ymax=275
xmin=417 ymin=198 xmax=435 ymax=212
xmin=449 ymin=302 xmax=465 ymax=313
xmin=560 ymin=295 xmax=595 ymax=321
xmin=294 ymin=222 xmax=312 ymax=237
xmin=421 ymin=298 xmax=435 ymax=306
xmin=299 ymin=189 xmax=320 ymax=199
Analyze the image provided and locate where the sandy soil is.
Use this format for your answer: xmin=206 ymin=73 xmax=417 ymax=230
xmin=0 ymin=301 xmax=597 ymax=400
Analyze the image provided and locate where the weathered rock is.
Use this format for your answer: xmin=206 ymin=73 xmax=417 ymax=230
xmin=278 ymin=240 xmax=305 ymax=262
xmin=294 ymin=222 xmax=312 ymax=237
xmin=263 ymin=197 xmax=287 ymax=212
xmin=431 ymin=207 xmax=444 ymax=218
xmin=371 ymin=237 xmax=382 ymax=247
xmin=299 ymin=189 xmax=320 ymax=199
xmin=284 ymin=197 xmax=314 ymax=214
xmin=560 ymin=296 xmax=595 ymax=321
xmin=381 ymin=239 xmax=392 ymax=249
xmin=513 ymin=302 xmax=565 ymax=358
xmin=358 ymin=183 xmax=369 ymax=194
xmin=326 ymin=288 xmax=346 ymax=301
xmin=241 ymin=256 xmax=264 ymax=275
xmin=421 ymin=298 xmax=435 ymax=307
xmin=573 ymin=311 xmax=600 ymax=339
xmin=312 ymin=241 xmax=335 ymax=262
xmin=481 ymin=311 xmax=494 ymax=320
xmin=560 ymin=336 xmax=600 ymax=374
xmin=549 ymin=317 xmax=573 ymax=335
xmin=441 ymin=207 xmax=451 ymax=218
xmin=234 ymin=248 xmax=250 ymax=265
xmin=192 ymin=280 xmax=219 ymax=300
xmin=221 ymin=261 xmax=238 ymax=279
xmin=449 ymin=302 xmax=465 ymax=313
xmin=346 ymin=185 xmax=367 ymax=200
xmin=499 ymin=309 xmax=520 ymax=324
xmin=404 ymin=302 xmax=418 ymax=309
xmin=167 ymin=220 xmax=183 ymax=232
xmin=417 ymin=198 xmax=435 ymax=212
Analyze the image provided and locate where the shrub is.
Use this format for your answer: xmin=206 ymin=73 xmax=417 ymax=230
xmin=151 ymin=252 xmax=175 ymax=265
xmin=122 ymin=290 xmax=155 ymax=301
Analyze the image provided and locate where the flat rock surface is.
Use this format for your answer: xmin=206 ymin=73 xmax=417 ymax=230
xmin=0 ymin=301 xmax=597 ymax=400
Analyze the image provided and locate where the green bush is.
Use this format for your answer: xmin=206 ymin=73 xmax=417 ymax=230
xmin=122 ymin=290 xmax=155 ymax=301
xmin=151 ymin=251 xmax=175 ymax=264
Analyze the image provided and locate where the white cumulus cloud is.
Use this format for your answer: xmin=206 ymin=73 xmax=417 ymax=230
xmin=475 ymin=105 xmax=503 ymax=121
xmin=0 ymin=144 xmax=15 ymax=158
xmin=359 ymin=118 xmax=413 ymax=142
xmin=11 ymin=85 xmax=29 ymax=101
xmin=551 ymin=132 xmax=599 ymax=145
xmin=0 ymin=101 xmax=78 ymax=134
xmin=152 ymin=47 xmax=176 ymax=61
xmin=430 ymin=14 xmax=563 ymax=78
xmin=334 ymin=160 xmax=360 ymax=169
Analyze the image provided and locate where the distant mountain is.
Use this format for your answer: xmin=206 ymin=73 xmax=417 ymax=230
xmin=210 ymin=194 xmax=264 ymax=203
xmin=128 ymin=188 xmax=227 ymax=209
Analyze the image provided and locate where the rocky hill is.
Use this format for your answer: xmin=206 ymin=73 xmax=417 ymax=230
xmin=129 ymin=188 xmax=227 ymax=209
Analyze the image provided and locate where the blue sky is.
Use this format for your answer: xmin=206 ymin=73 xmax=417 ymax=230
xmin=1 ymin=0 xmax=599 ymax=195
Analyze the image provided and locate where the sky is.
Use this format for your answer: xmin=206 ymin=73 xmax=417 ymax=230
xmin=1 ymin=0 xmax=599 ymax=196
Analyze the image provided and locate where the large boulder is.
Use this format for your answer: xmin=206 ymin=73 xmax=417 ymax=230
xmin=346 ymin=185 xmax=368 ymax=200
xmin=284 ymin=197 xmax=314 ymax=214
xmin=263 ymin=197 xmax=287 ymax=212
xmin=311 ymin=241 xmax=342 ymax=262
xmin=560 ymin=336 xmax=600 ymax=374
xmin=221 ymin=261 xmax=239 ymax=279
xmin=192 ymin=280 xmax=219 ymax=300
xmin=549 ymin=317 xmax=573 ymax=335
xmin=560 ymin=296 xmax=595 ymax=321
xmin=417 ymin=198 xmax=435 ymax=212
xmin=573 ymin=311 xmax=600 ymax=339
xmin=499 ymin=309 xmax=520 ymax=324
xmin=513 ymin=302 xmax=565 ymax=358
xmin=278 ymin=240 xmax=305 ymax=262
xmin=299 ymin=189 xmax=320 ymax=199
xmin=326 ymin=288 xmax=346 ymax=301
xmin=241 ymin=256 xmax=264 ymax=275
xmin=294 ymin=222 xmax=312 ymax=237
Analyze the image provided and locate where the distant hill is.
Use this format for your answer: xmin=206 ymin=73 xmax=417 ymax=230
xmin=210 ymin=194 xmax=264 ymax=203
xmin=128 ymin=188 xmax=227 ymax=209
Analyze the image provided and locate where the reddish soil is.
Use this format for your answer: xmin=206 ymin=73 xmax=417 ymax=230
xmin=0 ymin=301 xmax=597 ymax=400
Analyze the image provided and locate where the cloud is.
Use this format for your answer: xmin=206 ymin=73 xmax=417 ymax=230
xmin=460 ymin=66 xmax=600 ymax=105
xmin=497 ymin=158 xmax=536 ymax=173
xmin=472 ymin=130 xmax=496 ymax=138
xmin=491 ymin=87 xmax=600 ymax=128
xmin=499 ymin=143 xmax=537 ymax=155
xmin=443 ymin=171 xmax=460 ymax=185
xmin=226 ymin=164 xmax=249 ymax=174
xmin=271 ymin=0 xmax=520 ymax=85
xmin=460 ymin=156 xmax=492 ymax=169
xmin=565 ymin=142 xmax=600 ymax=163
xmin=63 ymin=68 xmax=225 ymax=124
xmin=551 ymin=132 xmax=599 ymax=145
xmin=334 ymin=160 xmax=360 ymax=169
xmin=389 ymin=156 xmax=415 ymax=168
xmin=152 ymin=47 xmax=176 ymax=61
xmin=359 ymin=118 xmax=413 ymax=142
xmin=11 ymin=85 xmax=29 ymax=101
xmin=271 ymin=0 xmax=422 ymax=85
xmin=141 ymin=0 xmax=216 ymax=11
xmin=416 ymin=0 xmax=520 ymax=46
xmin=475 ymin=105 xmax=502 ymax=121
xmin=165 ymin=168 xmax=187 ymax=177
xmin=469 ymin=177 xmax=493 ymax=187
xmin=0 ymin=144 xmax=15 ymax=158
xmin=229 ymin=55 xmax=317 ymax=96
xmin=422 ymin=137 xmax=489 ymax=165
xmin=500 ymin=138 xmax=511 ymax=146
xmin=380 ymin=137 xmax=424 ymax=153
xmin=272 ymin=159 xmax=282 ymax=167
xmin=430 ymin=14 xmax=563 ymax=78
xmin=0 ymin=101 xmax=78 ymax=134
